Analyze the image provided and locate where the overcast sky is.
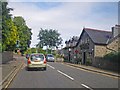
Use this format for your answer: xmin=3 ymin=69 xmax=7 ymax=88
xmin=8 ymin=0 xmax=118 ymax=48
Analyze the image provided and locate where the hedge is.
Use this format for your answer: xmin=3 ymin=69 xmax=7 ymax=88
xmin=103 ymin=51 xmax=120 ymax=63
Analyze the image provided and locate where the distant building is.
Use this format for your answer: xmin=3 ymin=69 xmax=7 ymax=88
xmin=63 ymin=36 xmax=79 ymax=62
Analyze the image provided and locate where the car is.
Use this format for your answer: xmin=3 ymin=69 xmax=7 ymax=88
xmin=26 ymin=54 xmax=30 ymax=59
xmin=46 ymin=54 xmax=55 ymax=62
xmin=27 ymin=53 xmax=47 ymax=71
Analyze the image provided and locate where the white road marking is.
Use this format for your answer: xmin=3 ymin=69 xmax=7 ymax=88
xmin=57 ymin=70 xmax=74 ymax=81
xmin=47 ymin=64 xmax=55 ymax=69
xmin=81 ymin=84 xmax=93 ymax=90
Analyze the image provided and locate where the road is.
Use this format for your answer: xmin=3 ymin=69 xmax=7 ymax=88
xmin=8 ymin=58 xmax=118 ymax=89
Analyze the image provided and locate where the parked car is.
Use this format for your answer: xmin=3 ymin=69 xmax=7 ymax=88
xmin=26 ymin=54 xmax=30 ymax=59
xmin=46 ymin=54 xmax=55 ymax=62
xmin=27 ymin=53 xmax=47 ymax=71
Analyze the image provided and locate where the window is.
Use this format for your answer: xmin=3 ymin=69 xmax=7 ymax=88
xmin=31 ymin=54 xmax=44 ymax=61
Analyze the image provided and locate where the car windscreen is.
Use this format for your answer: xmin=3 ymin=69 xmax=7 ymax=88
xmin=30 ymin=54 xmax=44 ymax=61
xmin=47 ymin=55 xmax=54 ymax=57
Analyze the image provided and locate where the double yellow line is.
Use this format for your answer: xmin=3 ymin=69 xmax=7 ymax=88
xmin=2 ymin=61 xmax=24 ymax=90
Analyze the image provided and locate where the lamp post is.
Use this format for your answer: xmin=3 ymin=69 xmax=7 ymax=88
xmin=69 ymin=48 xmax=71 ymax=62
xmin=91 ymin=49 xmax=94 ymax=65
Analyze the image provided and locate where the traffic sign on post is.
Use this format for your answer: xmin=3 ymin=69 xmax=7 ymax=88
xmin=75 ymin=50 xmax=78 ymax=54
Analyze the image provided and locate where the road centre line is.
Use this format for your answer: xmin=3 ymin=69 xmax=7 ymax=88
xmin=47 ymin=64 xmax=55 ymax=69
xmin=57 ymin=70 xmax=74 ymax=81
xmin=81 ymin=84 xmax=93 ymax=90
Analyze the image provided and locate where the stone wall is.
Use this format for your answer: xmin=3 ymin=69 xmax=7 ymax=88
xmin=2 ymin=51 xmax=13 ymax=64
xmin=94 ymin=45 xmax=107 ymax=57
xmin=92 ymin=57 xmax=119 ymax=72
xmin=106 ymin=37 xmax=119 ymax=54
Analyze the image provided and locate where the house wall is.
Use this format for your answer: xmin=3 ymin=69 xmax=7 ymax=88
xmin=94 ymin=36 xmax=119 ymax=58
xmin=94 ymin=45 xmax=107 ymax=57
xmin=77 ymin=31 xmax=95 ymax=64
xmin=106 ymin=37 xmax=119 ymax=54
xmin=93 ymin=36 xmax=119 ymax=71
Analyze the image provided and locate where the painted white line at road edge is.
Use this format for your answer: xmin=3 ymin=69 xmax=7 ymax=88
xmin=57 ymin=70 xmax=74 ymax=81
xmin=81 ymin=84 xmax=93 ymax=90
xmin=47 ymin=64 xmax=55 ymax=69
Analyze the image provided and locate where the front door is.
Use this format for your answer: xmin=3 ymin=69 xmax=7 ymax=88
xmin=83 ymin=52 xmax=86 ymax=64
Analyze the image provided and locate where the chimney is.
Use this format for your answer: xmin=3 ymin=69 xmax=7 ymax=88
xmin=112 ymin=27 xmax=114 ymax=38
xmin=112 ymin=25 xmax=119 ymax=37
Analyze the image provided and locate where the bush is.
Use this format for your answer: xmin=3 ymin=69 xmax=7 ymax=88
xmin=75 ymin=58 xmax=82 ymax=64
xmin=56 ymin=54 xmax=63 ymax=58
xmin=104 ymin=51 xmax=119 ymax=63
xmin=86 ymin=58 xmax=92 ymax=66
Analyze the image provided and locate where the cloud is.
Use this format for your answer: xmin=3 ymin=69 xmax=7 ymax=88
xmin=8 ymin=2 xmax=118 ymax=47
xmin=8 ymin=0 xmax=120 ymax=2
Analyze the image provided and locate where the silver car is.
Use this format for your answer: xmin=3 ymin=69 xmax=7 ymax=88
xmin=46 ymin=54 xmax=55 ymax=62
xmin=27 ymin=53 xmax=47 ymax=71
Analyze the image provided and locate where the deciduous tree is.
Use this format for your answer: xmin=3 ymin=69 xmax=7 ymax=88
xmin=37 ymin=28 xmax=62 ymax=49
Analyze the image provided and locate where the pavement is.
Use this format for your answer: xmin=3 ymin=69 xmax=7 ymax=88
xmin=0 ymin=54 xmax=24 ymax=89
xmin=63 ymin=62 xmax=120 ymax=78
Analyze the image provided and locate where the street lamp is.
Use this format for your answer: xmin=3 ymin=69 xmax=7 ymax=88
xmin=69 ymin=48 xmax=71 ymax=62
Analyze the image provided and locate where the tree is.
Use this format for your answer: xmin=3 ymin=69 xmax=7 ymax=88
xmin=31 ymin=48 xmax=36 ymax=53
xmin=13 ymin=16 xmax=32 ymax=53
xmin=37 ymin=28 xmax=63 ymax=49
xmin=1 ymin=2 xmax=32 ymax=52
xmin=2 ymin=19 xmax=18 ymax=51
xmin=2 ymin=2 xmax=18 ymax=51
xmin=24 ymin=48 xmax=31 ymax=54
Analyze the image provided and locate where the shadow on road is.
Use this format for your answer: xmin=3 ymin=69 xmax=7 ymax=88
xmin=25 ymin=66 xmax=46 ymax=72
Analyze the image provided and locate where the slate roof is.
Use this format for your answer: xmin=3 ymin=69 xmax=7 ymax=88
xmin=85 ymin=28 xmax=112 ymax=45
xmin=76 ymin=28 xmax=113 ymax=46
xmin=108 ymin=34 xmax=120 ymax=44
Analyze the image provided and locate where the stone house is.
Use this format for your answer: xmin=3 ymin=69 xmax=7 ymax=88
xmin=106 ymin=25 xmax=120 ymax=54
xmin=106 ymin=34 xmax=120 ymax=54
xmin=63 ymin=25 xmax=119 ymax=66
xmin=75 ymin=28 xmax=113 ymax=65
xmin=63 ymin=36 xmax=79 ymax=62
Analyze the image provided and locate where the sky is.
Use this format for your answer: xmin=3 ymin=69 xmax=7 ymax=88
xmin=7 ymin=0 xmax=119 ymax=48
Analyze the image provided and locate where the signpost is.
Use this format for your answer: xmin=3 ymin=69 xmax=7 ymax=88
xmin=16 ymin=40 xmax=20 ymax=54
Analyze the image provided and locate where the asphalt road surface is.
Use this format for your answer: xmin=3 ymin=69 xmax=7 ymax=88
xmin=8 ymin=58 xmax=119 ymax=89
